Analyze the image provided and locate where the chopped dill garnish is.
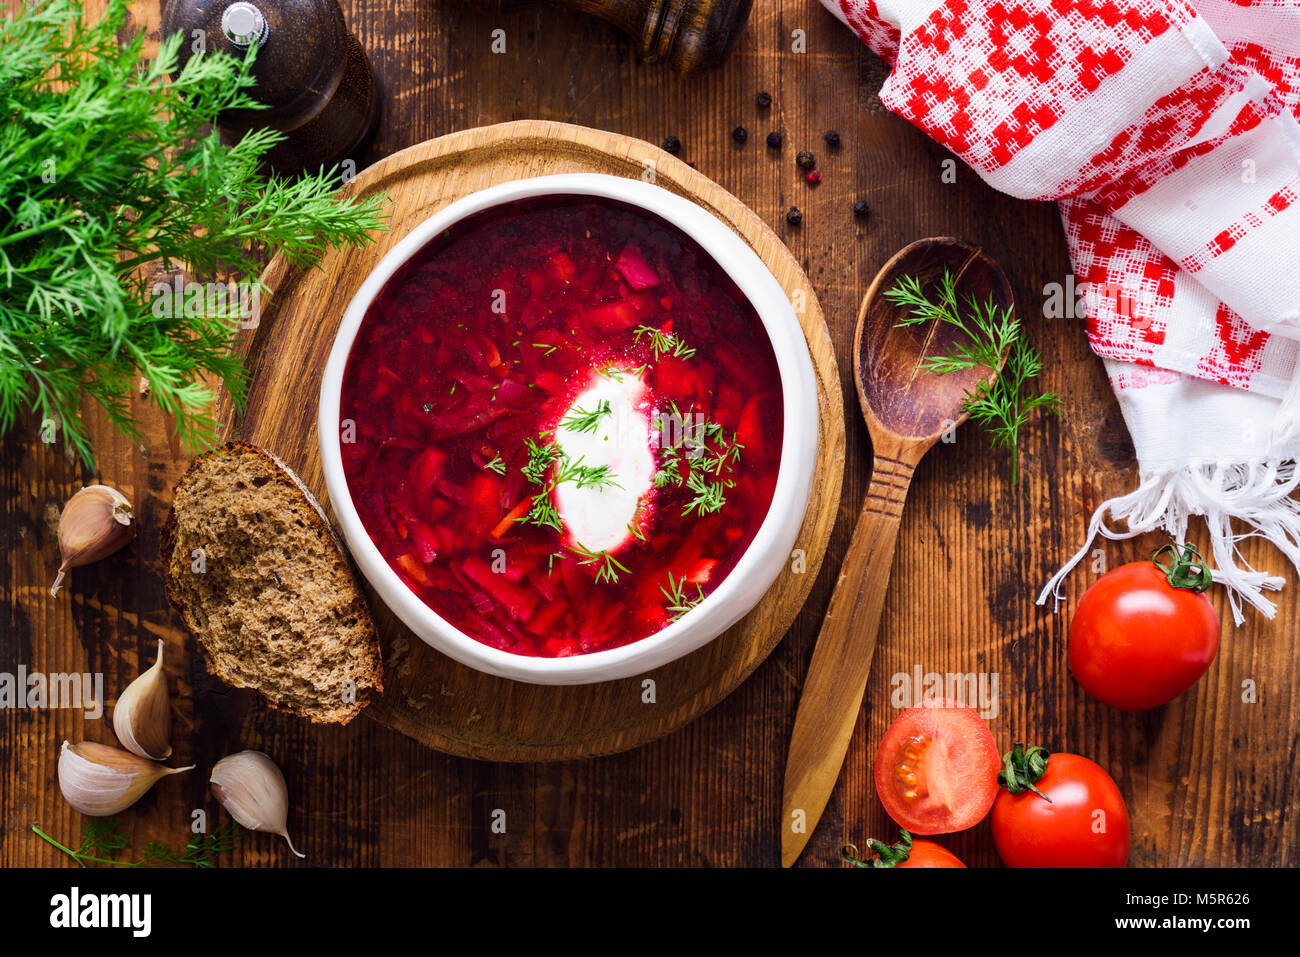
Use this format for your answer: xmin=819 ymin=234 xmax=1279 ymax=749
xmin=699 ymin=434 xmax=744 ymax=476
xmin=650 ymin=402 xmax=742 ymax=511
xmin=483 ymin=454 xmax=506 ymax=475
xmin=568 ymin=462 xmax=620 ymax=489
xmin=524 ymin=493 xmax=563 ymax=532
xmin=660 ymin=571 xmax=706 ymax=620
xmin=682 ymin=470 xmax=727 ymax=516
xmin=517 ymin=436 xmax=621 ymax=532
xmin=653 ymin=455 xmax=683 ymax=488
xmin=569 ymin=543 xmax=630 ymax=584
xmin=522 ymin=437 xmax=562 ymax=484
xmin=634 ymin=324 xmax=695 ymax=361
xmin=559 ymin=399 xmax=612 ymax=434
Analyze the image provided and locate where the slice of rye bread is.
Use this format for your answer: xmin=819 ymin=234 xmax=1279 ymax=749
xmin=160 ymin=441 xmax=382 ymax=723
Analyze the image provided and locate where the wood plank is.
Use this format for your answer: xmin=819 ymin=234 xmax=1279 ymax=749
xmin=2 ymin=0 xmax=1295 ymax=868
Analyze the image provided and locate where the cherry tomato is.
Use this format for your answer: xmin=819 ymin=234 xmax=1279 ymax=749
xmin=1069 ymin=545 xmax=1220 ymax=711
xmin=874 ymin=697 xmax=1000 ymax=835
xmin=842 ymin=830 xmax=965 ymax=868
xmin=894 ymin=840 xmax=965 ymax=868
xmin=992 ymin=746 xmax=1130 ymax=868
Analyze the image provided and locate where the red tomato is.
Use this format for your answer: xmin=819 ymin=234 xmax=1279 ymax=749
xmin=992 ymin=750 xmax=1130 ymax=868
xmin=1069 ymin=552 xmax=1220 ymax=711
xmin=895 ymin=840 xmax=965 ymax=868
xmin=842 ymin=832 xmax=965 ymax=868
xmin=874 ymin=698 xmax=1000 ymax=835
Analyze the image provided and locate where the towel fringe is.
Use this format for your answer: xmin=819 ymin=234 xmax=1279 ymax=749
xmin=1036 ymin=460 xmax=1300 ymax=625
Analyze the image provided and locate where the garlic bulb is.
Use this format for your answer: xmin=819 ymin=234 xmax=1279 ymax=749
xmin=210 ymin=751 xmax=305 ymax=858
xmin=112 ymin=639 xmax=172 ymax=760
xmin=50 ymin=485 xmax=134 ymax=596
xmin=57 ymin=741 xmax=193 ymax=816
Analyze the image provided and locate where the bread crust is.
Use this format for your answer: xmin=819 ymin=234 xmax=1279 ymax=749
xmin=160 ymin=441 xmax=382 ymax=724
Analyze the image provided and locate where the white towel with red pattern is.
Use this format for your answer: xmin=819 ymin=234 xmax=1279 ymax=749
xmin=824 ymin=0 xmax=1300 ymax=623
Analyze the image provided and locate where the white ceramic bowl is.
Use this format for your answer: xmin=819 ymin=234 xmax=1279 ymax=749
xmin=319 ymin=173 xmax=818 ymax=684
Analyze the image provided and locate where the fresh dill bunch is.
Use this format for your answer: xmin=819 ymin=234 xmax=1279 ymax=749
xmin=886 ymin=270 xmax=1060 ymax=482
xmin=0 ymin=0 xmax=388 ymax=468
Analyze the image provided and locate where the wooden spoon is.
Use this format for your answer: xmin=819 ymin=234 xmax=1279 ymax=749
xmin=780 ymin=238 xmax=1013 ymax=868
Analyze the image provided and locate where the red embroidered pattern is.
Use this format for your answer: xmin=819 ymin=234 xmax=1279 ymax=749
xmin=838 ymin=1 xmax=901 ymax=63
xmin=1229 ymin=41 xmax=1300 ymax=102
xmin=878 ymin=0 xmax=1184 ymax=172
xmin=1181 ymin=176 xmax=1300 ymax=272
xmin=1063 ymin=199 xmax=1173 ymax=361
xmin=1108 ymin=365 xmax=1183 ymax=390
xmin=1196 ymin=302 xmax=1271 ymax=385
xmin=1063 ymin=62 xmax=1249 ymax=197
xmin=1091 ymin=77 xmax=1286 ymax=211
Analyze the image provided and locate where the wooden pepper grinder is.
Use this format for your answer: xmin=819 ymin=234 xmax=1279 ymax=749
xmin=560 ymin=0 xmax=754 ymax=73
xmin=161 ymin=0 xmax=380 ymax=175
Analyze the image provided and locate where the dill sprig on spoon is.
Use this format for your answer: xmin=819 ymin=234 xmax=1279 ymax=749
xmin=0 ymin=0 xmax=388 ymax=468
xmin=884 ymin=270 xmax=1059 ymax=482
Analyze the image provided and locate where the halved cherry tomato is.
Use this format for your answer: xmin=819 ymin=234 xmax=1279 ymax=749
xmin=991 ymin=744 xmax=1130 ymax=868
xmin=1070 ymin=543 xmax=1220 ymax=711
xmin=873 ymin=698 xmax=1000 ymax=835
xmin=842 ymin=830 xmax=965 ymax=869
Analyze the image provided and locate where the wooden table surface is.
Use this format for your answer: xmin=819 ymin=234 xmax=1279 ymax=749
xmin=3 ymin=0 xmax=1296 ymax=868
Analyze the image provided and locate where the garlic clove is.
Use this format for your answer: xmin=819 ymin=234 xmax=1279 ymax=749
xmin=210 ymin=750 xmax=305 ymax=858
xmin=112 ymin=639 xmax=173 ymax=760
xmin=57 ymin=740 xmax=193 ymax=817
xmin=51 ymin=484 xmax=135 ymax=597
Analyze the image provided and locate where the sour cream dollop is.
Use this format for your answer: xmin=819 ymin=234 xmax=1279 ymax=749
xmin=552 ymin=371 xmax=656 ymax=554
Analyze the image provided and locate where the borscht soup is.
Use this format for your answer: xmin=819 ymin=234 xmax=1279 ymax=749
xmin=338 ymin=195 xmax=784 ymax=657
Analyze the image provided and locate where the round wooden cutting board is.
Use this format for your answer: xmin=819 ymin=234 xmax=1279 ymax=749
xmin=223 ymin=120 xmax=844 ymax=761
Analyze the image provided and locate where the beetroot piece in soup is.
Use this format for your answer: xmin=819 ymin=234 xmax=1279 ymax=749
xmin=339 ymin=195 xmax=784 ymax=657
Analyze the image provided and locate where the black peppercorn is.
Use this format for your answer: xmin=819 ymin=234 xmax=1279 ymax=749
xmin=766 ymin=131 xmax=783 ymax=149
xmin=853 ymin=199 xmax=870 ymax=218
xmin=732 ymin=125 xmax=748 ymax=144
xmin=795 ymin=150 xmax=815 ymax=170
xmin=662 ymin=135 xmax=681 ymax=155
xmin=785 ymin=206 xmax=802 ymax=225
xmin=823 ymin=130 xmax=841 ymax=148
xmin=756 ymin=91 xmax=772 ymax=109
